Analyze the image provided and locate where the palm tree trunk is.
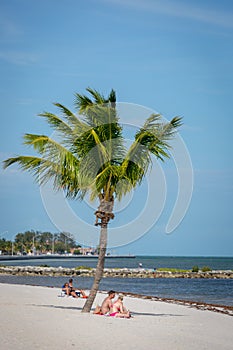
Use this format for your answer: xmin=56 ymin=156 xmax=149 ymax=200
xmin=81 ymin=225 xmax=107 ymax=313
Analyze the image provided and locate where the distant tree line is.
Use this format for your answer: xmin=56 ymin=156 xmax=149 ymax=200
xmin=0 ymin=230 xmax=81 ymax=255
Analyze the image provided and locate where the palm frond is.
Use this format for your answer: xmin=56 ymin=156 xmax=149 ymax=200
xmin=53 ymin=103 xmax=88 ymax=130
xmin=23 ymin=134 xmax=66 ymax=158
xmin=20 ymin=134 xmax=85 ymax=196
xmin=39 ymin=108 xmax=90 ymax=155
xmin=120 ymin=114 xmax=182 ymax=188
xmin=3 ymin=155 xmax=42 ymax=171
xmin=3 ymin=155 xmax=58 ymax=185
xmin=135 ymin=114 xmax=182 ymax=157
xmin=120 ymin=141 xmax=150 ymax=187
xmin=74 ymin=93 xmax=94 ymax=114
xmin=86 ymin=87 xmax=106 ymax=104
xmin=38 ymin=112 xmax=72 ymax=134
xmin=74 ymin=87 xmax=116 ymax=115
xmin=108 ymin=89 xmax=116 ymax=103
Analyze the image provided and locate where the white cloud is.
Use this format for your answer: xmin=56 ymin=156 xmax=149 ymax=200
xmin=103 ymin=0 xmax=233 ymax=29
xmin=0 ymin=50 xmax=40 ymax=65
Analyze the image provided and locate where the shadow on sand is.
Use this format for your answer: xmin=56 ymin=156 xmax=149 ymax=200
xmin=28 ymin=304 xmax=185 ymax=317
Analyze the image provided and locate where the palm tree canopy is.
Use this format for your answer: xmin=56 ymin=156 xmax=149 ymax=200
xmin=3 ymin=88 xmax=182 ymax=202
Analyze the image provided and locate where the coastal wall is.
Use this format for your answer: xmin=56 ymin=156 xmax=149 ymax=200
xmin=0 ymin=265 xmax=232 ymax=278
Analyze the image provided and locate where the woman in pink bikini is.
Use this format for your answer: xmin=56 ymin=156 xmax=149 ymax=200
xmin=110 ymin=294 xmax=131 ymax=318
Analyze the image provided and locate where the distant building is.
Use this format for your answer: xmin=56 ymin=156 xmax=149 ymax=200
xmin=71 ymin=247 xmax=97 ymax=255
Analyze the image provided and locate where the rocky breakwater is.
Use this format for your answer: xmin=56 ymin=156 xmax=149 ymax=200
xmin=0 ymin=265 xmax=233 ymax=278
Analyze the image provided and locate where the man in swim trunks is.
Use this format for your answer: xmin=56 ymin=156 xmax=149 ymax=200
xmin=94 ymin=290 xmax=115 ymax=315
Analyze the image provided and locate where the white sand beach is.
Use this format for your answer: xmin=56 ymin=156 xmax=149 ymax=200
xmin=0 ymin=283 xmax=232 ymax=350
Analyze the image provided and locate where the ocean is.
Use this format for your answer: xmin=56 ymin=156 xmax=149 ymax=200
xmin=1 ymin=255 xmax=233 ymax=270
xmin=1 ymin=256 xmax=232 ymax=307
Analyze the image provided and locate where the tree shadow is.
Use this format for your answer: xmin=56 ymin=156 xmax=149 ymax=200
xmin=28 ymin=304 xmax=83 ymax=311
xmin=131 ymin=311 xmax=185 ymax=317
xmin=28 ymin=305 xmax=186 ymax=317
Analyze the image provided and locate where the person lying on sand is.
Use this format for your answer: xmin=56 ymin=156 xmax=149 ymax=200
xmin=93 ymin=290 xmax=115 ymax=315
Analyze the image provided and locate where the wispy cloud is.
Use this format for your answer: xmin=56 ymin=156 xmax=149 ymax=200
xmin=0 ymin=13 xmax=41 ymax=65
xmin=0 ymin=15 xmax=22 ymax=39
xmin=0 ymin=50 xmax=40 ymax=65
xmin=103 ymin=0 xmax=233 ymax=29
xmin=16 ymin=98 xmax=36 ymax=106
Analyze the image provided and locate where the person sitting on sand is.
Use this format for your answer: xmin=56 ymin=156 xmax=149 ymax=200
xmin=68 ymin=278 xmax=87 ymax=298
xmin=62 ymin=281 xmax=79 ymax=298
xmin=94 ymin=290 xmax=115 ymax=315
xmin=109 ymin=294 xmax=131 ymax=318
xmin=62 ymin=282 xmax=71 ymax=297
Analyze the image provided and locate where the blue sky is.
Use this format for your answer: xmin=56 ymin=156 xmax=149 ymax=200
xmin=0 ymin=0 xmax=233 ymax=256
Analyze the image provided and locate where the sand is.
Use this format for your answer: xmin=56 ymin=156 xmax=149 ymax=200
xmin=0 ymin=283 xmax=232 ymax=350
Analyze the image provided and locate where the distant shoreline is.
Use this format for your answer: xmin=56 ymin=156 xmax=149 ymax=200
xmin=1 ymin=255 xmax=232 ymax=272
xmin=0 ymin=254 xmax=135 ymax=261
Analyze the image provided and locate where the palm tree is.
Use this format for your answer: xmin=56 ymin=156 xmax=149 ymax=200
xmin=3 ymin=88 xmax=182 ymax=312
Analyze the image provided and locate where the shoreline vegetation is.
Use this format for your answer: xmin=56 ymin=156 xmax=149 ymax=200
xmin=1 ymin=265 xmax=232 ymax=279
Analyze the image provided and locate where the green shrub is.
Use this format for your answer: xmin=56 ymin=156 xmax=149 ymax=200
xmin=201 ymin=266 xmax=212 ymax=272
xmin=73 ymin=249 xmax=82 ymax=255
xmin=75 ymin=265 xmax=92 ymax=270
xmin=192 ymin=265 xmax=199 ymax=272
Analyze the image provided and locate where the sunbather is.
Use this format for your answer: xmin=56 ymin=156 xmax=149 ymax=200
xmin=109 ymin=294 xmax=131 ymax=318
xmin=62 ymin=282 xmax=76 ymax=297
xmin=68 ymin=278 xmax=87 ymax=298
xmin=93 ymin=290 xmax=115 ymax=315
xmin=62 ymin=279 xmax=87 ymax=298
xmin=68 ymin=278 xmax=88 ymax=298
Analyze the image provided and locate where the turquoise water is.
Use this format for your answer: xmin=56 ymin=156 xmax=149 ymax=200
xmin=0 ymin=256 xmax=232 ymax=306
